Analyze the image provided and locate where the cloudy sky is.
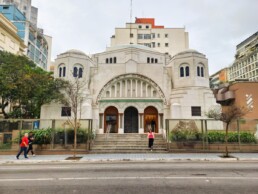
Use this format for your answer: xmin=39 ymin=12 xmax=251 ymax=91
xmin=33 ymin=0 xmax=258 ymax=75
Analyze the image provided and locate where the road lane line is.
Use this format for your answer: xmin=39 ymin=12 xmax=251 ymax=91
xmin=1 ymin=176 xmax=258 ymax=182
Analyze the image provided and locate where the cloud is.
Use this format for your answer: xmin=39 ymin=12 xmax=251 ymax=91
xmin=33 ymin=0 xmax=258 ymax=74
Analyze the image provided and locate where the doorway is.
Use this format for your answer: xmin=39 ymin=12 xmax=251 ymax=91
xmin=144 ymin=106 xmax=158 ymax=133
xmin=104 ymin=106 xmax=118 ymax=133
xmin=124 ymin=106 xmax=138 ymax=133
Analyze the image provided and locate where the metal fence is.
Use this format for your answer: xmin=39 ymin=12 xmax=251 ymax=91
xmin=165 ymin=119 xmax=258 ymax=152
xmin=0 ymin=119 xmax=93 ymax=150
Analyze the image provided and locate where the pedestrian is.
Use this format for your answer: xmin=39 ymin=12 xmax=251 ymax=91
xmin=147 ymin=128 xmax=155 ymax=151
xmin=27 ymin=132 xmax=35 ymax=156
xmin=16 ymin=133 xmax=29 ymax=159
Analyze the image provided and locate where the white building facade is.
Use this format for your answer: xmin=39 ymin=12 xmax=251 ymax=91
xmin=111 ymin=18 xmax=189 ymax=57
xmin=40 ymin=45 xmax=218 ymax=134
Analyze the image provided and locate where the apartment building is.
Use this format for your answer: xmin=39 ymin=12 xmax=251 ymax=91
xmin=110 ymin=18 xmax=189 ymax=57
xmin=228 ymin=31 xmax=258 ymax=82
xmin=0 ymin=2 xmax=51 ymax=70
xmin=0 ymin=13 xmax=25 ymax=54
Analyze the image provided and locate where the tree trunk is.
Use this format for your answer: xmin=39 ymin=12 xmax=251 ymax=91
xmin=225 ymin=123 xmax=229 ymax=157
xmin=73 ymin=119 xmax=77 ymax=158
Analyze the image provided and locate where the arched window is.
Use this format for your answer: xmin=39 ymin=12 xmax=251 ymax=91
xmin=180 ymin=67 xmax=184 ymax=77
xmin=185 ymin=66 xmax=190 ymax=76
xmin=151 ymin=58 xmax=154 ymax=63
xmin=59 ymin=67 xmax=62 ymax=77
xmin=73 ymin=67 xmax=78 ymax=77
xmin=63 ymin=67 xmax=66 ymax=77
xmin=58 ymin=64 xmax=66 ymax=78
xmin=114 ymin=57 xmax=117 ymax=63
xmin=106 ymin=58 xmax=109 ymax=63
xmin=79 ymin=68 xmax=83 ymax=78
xmin=155 ymin=59 xmax=158 ymax=63
xmin=110 ymin=58 xmax=113 ymax=63
xmin=73 ymin=64 xmax=84 ymax=78
xmin=201 ymin=67 xmax=204 ymax=77
xmin=147 ymin=57 xmax=150 ymax=63
xmin=197 ymin=66 xmax=200 ymax=76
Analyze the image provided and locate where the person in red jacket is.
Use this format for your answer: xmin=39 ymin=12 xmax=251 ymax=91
xmin=16 ymin=133 xmax=29 ymax=159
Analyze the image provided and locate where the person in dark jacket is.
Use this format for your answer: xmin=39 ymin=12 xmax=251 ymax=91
xmin=27 ymin=132 xmax=35 ymax=156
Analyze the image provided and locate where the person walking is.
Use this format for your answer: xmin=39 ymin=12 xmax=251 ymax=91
xmin=147 ymin=128 xmax=155 ymax=151
xmin=27 ymin=132 xmax=35 ymax=156
xmin=16 ymin=133 xmax=29 ymax=159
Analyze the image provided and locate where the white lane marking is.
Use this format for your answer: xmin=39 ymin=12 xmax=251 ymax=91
xmin=0 ymin=176 xmax=258 ymax=182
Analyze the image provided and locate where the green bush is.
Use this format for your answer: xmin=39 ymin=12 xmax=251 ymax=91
xmin=206 ymin=131 xmax=256 ymax=143
xmin=14 ymin=128 xmax=53 ymax=145
xmin=170 ymin=128 xmax=201 ymax=141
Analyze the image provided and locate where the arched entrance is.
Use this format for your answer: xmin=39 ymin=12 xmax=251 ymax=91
xmin=104 ymin=106 xmax=118 ymax=133
xmin=144 ymin=106 xmax=158 ymax=133
xmin=124 ymin=106 xmax=138 ymax=133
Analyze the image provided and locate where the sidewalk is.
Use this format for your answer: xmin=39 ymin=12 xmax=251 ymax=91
xmin=1 ymin=153 xmax=258 ymax=164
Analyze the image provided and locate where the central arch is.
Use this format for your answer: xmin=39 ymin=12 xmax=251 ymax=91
xmin=124 ymin=106 xmax=138 ymax=133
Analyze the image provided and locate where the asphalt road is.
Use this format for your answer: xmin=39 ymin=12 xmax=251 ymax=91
xmin=0 ymin=162 xmax=258 ymax=194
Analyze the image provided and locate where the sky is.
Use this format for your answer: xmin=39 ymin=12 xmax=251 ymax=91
xmin=32 ymin=0 xmax=258 ymax=75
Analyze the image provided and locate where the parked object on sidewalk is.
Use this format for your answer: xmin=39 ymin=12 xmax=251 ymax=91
xmin=16 ymin=133 xmax=29 ymax=159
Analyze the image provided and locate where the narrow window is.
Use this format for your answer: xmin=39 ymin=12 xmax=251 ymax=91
xmin=147 ymin=57 xmax=150 ymax=63
xmin=151 ymin=58 xmax=154 ymax=63
xmin=110 ymin=58 xmax=112 ymax=63
xmin=180 ymin=67 xmax=184 ymax=77
xmin=79 ymin=68 xmax=83 ymax=78
xmin=73 ymin=67 xmax=78 ymax=77
xmin=165 ymin=34 xmax=168 ymax=38
xmin=185 ymin=66 xmax=190 ymax=76
xmin=155 ymin=59 xmax=158 ymax=63
xmin=130 ymin=33 xmax=133 ymax=38
xmin=165 ymin=43 xmax=169 ymax=47
xmin=59 ymin=67 xmax=62 ymax=77
xmin=197 ymin=66 xmax=200 ymax=76
xmin=201 ymin=67 xmax=204 ymax=77
xmin=63 ymin=67 xmax=66 ymax=77
xmin=106 ymin=58 xmax=109 ymax=63
xmin=114 ymin=57 xmax=117 ymax=63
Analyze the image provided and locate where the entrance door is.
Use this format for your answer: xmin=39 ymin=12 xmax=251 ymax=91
xmin=124 ymin=106 xmax=138 ymax=133
xmin=144 ymin=106 xmax=158 ymax=133
xmin=104 ymin=106 xmax=118 ymax=133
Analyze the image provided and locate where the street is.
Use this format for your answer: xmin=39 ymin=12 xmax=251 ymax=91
xmin=0 ymin=161 xmax=258 ymax=194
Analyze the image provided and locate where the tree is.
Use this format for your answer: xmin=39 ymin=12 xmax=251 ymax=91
xmin=61 ymin=78 xmax=87 ymax=158
xmin=206 ymin=105 xmax=249 ymax=157
xmin=0 ymin=51 xmax=66 ymax=118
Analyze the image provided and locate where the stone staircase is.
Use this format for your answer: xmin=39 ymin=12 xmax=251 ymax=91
xmin=90 ymin=133 xmax=168 ymax=153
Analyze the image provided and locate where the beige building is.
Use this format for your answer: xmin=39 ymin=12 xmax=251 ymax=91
xmin=0 ymin=13 xmax=25 ymax=54
xmin=110 ymin=18 xmax=189 ymax=57
xmin=40 ymin=46 xmax=219 ymax=134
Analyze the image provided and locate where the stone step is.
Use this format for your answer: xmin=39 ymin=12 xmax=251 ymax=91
xmin=91 ymin=133 xmax=168 ymax=154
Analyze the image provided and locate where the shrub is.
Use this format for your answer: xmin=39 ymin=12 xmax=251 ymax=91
xmin=206 ymin=131 xmax=256 ymax=143
xmin=170 ymin=128 xmax=201 ymax=141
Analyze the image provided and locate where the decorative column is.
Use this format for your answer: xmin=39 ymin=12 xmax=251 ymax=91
xmin=118 ymin=113 xmax=124 ymax=134
xmin=159 ymin=113 xmax=164 ymax=134
xmin=99 ymin=113 xmax=104 ymax=134
xmin=139 ymin=113 xmax=144 ymax=134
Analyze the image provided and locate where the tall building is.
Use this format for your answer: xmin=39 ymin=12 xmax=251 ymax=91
xmin=0 ymin=0 xmax=37 ymax=26
xmin=0 ymin=1 xmax=51 ymax=70
xmin=0 ymin=13 xmax=25 ymax=54
xmin=110 ymin=18 xmax=189 ymax=57
xmin=228 ymin=31 xmax=258 ymax=82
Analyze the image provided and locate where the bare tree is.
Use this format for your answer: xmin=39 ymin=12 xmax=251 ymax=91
xmin=62 ymin=78 xmax=86 ymax=158
xmin=206 ymin=105 xmax=249 ymax=157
